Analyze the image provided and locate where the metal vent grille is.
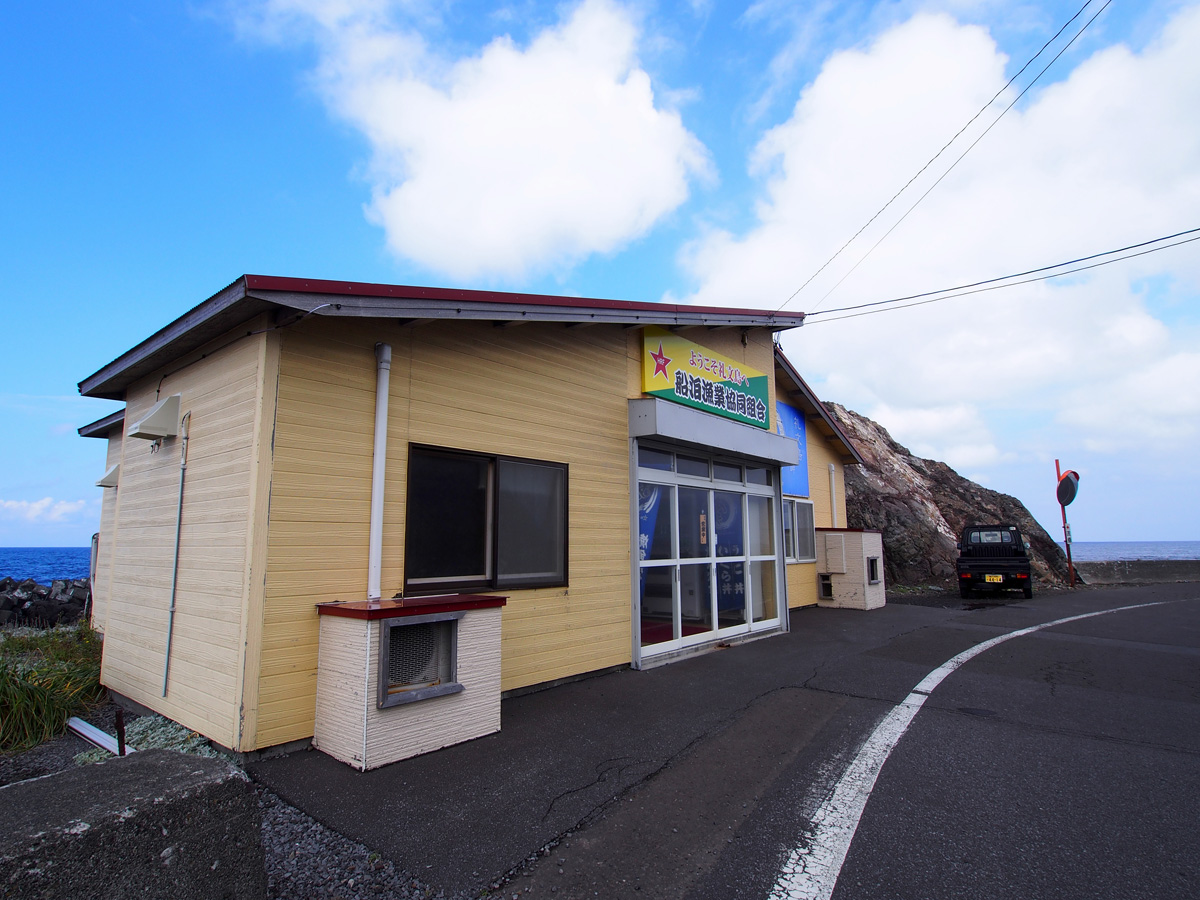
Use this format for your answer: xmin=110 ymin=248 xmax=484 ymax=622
xmin=388 ymin=621 xmax=452 ymax=692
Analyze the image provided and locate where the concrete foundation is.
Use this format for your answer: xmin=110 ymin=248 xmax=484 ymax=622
xmin=0 ymin=749 xmax=265 ymax=900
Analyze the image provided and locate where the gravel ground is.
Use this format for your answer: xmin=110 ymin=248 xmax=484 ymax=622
xmin=258 ymin=789 xmax=442 ymax=900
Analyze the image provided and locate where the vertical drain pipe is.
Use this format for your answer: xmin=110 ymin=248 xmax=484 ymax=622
xmin=367 ymin=343 xmax=392 ymax=601
xmin=162 ymin=412 xmax=191 ymax=697
xmin=828 ymin=463 xmax=838 ymax=529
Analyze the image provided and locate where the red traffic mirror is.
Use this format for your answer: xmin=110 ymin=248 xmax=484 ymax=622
xmin=1056 ymin=470 xmax=1080 ymax=506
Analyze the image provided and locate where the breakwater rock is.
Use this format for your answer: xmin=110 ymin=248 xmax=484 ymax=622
xmin=0 ymin=577 xmax=90 ymax=627
xmin=825 ymin=403 xmax=1071 ymax=589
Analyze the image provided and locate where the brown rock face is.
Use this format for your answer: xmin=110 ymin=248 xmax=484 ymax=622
xmin=825 ymin=403 xmax=1071 ymax=588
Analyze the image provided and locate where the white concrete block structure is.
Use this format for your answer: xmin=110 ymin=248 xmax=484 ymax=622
xmin=815 ymin=529 xmax=886 ymax=611
xmin=313 ymin=596 xmax=505 ymax=771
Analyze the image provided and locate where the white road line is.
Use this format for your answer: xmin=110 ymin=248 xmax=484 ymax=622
xmin=768 ymin=600 xmax=1177 ymax=900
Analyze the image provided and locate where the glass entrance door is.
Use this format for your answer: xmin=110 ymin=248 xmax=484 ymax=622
xmin=637 ymin=444 xmax=782 ymax=657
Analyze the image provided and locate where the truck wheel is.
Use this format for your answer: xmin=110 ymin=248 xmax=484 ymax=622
xmin=959 ymin=584 xmax=971 ymax=599
xmin=1023 ymin=586 xmax=1033 ymax=599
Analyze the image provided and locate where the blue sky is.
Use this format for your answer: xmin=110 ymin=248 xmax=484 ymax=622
xmin=2 ymin=0 xmax=1197 ymax=546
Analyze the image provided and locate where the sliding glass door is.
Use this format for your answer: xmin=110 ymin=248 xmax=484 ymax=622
xmin=637 ymin=444 xmax=782 ymax=657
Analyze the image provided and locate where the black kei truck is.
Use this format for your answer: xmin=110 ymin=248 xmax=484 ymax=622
xmin=956 ymin=524 xmax=1033 ymax=599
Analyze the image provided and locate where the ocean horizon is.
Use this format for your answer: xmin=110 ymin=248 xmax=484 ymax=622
xmin=1058 ymin=540 xmax=1200 ymax=562
xmin=3 ymin=540 xmax=1199 ymax=585
xmin=0 ymin=547 xmax=93 ymax=584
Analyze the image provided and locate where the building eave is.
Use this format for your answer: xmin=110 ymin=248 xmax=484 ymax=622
xmin=78 ymin=275 xmax=809 ymax=400
xmin=78 ymin=409 xmax=126 ymax=439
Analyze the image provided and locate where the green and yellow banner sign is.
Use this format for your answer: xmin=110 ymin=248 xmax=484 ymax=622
xmin=641 ymin=326 xmax=771 ymax=429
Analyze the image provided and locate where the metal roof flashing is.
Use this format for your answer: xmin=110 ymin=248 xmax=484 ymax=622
xmin=77 ymin=275 xmax=807 ymax=400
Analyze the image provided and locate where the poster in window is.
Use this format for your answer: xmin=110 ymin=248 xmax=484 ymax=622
xmin=775 ymin=401 xmax=809 ymax=497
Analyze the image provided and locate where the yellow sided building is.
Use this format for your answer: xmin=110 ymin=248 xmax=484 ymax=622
xmin=79 ymin=276 xmax=866 ymax=761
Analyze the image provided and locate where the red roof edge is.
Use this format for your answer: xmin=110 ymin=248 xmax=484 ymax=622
xmin=242 ymin=275 xmax=807 ymax=323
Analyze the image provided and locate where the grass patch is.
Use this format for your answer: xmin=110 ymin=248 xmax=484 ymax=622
xmin=0 ymin=623 xmax=105 ymax=754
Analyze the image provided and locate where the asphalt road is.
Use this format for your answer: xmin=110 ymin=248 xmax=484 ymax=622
xmin=514 ymin=584 xmax=1200 ymax=900
xmin=250 ymin=583 xmax=1199 ymax=900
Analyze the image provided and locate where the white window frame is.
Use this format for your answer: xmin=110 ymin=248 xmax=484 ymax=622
xmin=634 ymin=442 xmax=784 ymax=661
xmin=782 ymin=497 xmax=817 ymax=563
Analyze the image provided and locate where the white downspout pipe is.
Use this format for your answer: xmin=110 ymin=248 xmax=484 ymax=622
xmin=367 ymin=343 xmax=392 ymax=601
xmin=162 ymin=412 xmax=191 ymax=697
xmin=828 ymin=463 xmax=838 ymax=529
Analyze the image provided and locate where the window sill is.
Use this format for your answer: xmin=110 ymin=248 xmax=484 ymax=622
xmin=379 ymin=681 xmax=464 ymax=709
xmin=317 ymin=594 xmax=507 ymax=620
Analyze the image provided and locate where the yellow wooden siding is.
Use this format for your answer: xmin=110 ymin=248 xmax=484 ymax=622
xmin=257 ymin=319 xmax=633 ymax=748
xmin=786 ymin=561 xmax=819 ymax=609
xmin=232 ymin=330 xmax=280 ymax=750
xmin=806 ymin=432 xmax=847 ymax=529
xmin=775 ymin=367 xmax=849 ymax=608
xmin=783 ymin=418 xmax=850 ymax=609
xmin=100 ymin=334 xmax=264 ymax=750
xmin=91 ymin=432 xmax=124 ymax=634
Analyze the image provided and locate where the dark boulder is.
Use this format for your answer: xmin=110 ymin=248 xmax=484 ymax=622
xmin=0 ymin=578 xmax=91 ymax=628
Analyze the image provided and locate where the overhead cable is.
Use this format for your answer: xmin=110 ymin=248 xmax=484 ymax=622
xmin=777 ymin=0 xmax=1110 ymax=314
xmin=799 ymin=228 xmax=1200 ymax=325
xmin=802 ymin=0 xmax=1114 ymax=315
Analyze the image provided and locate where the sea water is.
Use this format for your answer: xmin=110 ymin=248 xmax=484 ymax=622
xmin=2 ymin=541 xmax=1197 ymax=585
xmin=1060 ymin=541 xmax=1200 ymax=562
xmin=0 ymin=547 xmax=92 ymax=584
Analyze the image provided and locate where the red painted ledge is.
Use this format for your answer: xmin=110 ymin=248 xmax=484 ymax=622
xmin=317 ymin=594 xmax=508 ymax=620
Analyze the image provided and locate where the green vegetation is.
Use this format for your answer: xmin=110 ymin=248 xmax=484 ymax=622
xmin=0 ymin=623 xmax=105 ymax=754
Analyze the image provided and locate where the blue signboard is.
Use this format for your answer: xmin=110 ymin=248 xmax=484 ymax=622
xmin=775 ymin=401 xmax=809 ymax=497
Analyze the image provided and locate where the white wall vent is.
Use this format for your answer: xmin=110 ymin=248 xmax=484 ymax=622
xmin=128 ymin=394 xmax=181 ymax=440
xmin=96 ymin=464 xmax=120 ymax=488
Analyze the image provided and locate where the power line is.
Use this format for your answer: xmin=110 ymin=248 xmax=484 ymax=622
xmin=776 ymin=0 xmax=1109 ymax=314
xmin=805 ymin=227 xmax=1200 ymax=316
xmin=798 ymin=228 xmax=1200 ymax=325
xmin=803 ymin=0 xmax=1114 ymax=315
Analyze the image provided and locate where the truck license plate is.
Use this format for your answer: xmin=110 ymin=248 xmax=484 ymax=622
xmin=985 ymin=575 xmax=1003 ymax=583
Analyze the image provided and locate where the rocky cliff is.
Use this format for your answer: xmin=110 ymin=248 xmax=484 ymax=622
xmin=825 ymin=403 xmax=1071 ymax=588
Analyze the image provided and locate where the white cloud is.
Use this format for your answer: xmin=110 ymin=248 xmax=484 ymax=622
xmin=235 ymin=0 xmax=711 ymax=280
xmin=1061 ymin=351 xmax=1200 ymax=451
xmin=677 ymin=7 xmax=1200 ymax=470
xmin=0 ymin=498 xmax=88 ymax=524
xmin=869 ymin=401 xmax=1006 ymax=470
